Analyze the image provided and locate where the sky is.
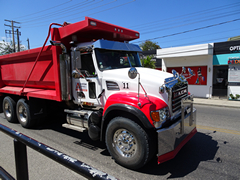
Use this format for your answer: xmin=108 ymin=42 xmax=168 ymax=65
xmin=1 ymin=0 xmax=240 ymax=50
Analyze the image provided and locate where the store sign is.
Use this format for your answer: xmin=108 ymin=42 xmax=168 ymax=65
xmin=229 ymin=46 xmax=240 ymax=52
xmin=228 ymin=57 xmax=240 ymax=64
xmin=167 ymin=66 xmax=207 ymax=85
xmin=214 ymin=41 xmax=240 ymax=55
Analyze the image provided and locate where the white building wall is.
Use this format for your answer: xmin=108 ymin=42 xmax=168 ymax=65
xmin=157 ymin=43 xmax=214 ymax=98
xmin=157 ymin=44 xmax=213 ymax=58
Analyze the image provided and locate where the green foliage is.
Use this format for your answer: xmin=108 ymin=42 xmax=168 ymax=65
xmin=229 ymin=94 xmax=234 ymax=99
xmin=229 ymin=93 xmax=240 ymax=100
xmin=0 ymin=40 xmax=12 ymax=55
xmin=141 ymin=55 xmax=156 ymax=69
xmin=0 ymin=40 xmax=26 ymax=55
xmin=139 ymin=40 xmax=160 ymax=51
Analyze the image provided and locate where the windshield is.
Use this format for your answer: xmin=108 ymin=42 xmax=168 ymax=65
xmin=95 ymin=49 xmax=141 ymax=71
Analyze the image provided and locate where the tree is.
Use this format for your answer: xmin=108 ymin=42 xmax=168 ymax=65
xmin=141 ymin=55 xmax=156 ymax=69
xmin=139 ymin=40 xmax=160 ymax=51
xmin=0 ymin=40 xmax=26 ymax=55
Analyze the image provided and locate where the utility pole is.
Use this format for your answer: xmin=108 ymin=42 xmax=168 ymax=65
xmin=27 ymin=38 xmax=30 ymax=49
xmin=4 ymin=20 xmax=21 ymax=53
xmin=16 ymin=29 xmax=21 ymax=52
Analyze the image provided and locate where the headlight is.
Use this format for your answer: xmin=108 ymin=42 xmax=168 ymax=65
xmin=150 ymin=107 xmax=170 ymax=128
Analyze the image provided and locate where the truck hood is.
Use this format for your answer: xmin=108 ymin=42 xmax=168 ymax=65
xmin=136 ymin=67 xmax=173 ymax=83
xmin=102 ymin=67 xmax=174 ymax=104
xmin=102 ymin=67 xmax=173 ymax=85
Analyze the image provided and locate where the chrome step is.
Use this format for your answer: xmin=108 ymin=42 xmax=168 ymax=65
xmin=62 ymin=123 xmax=87 ymax=132
xmin=64 ymin=109 xmax=93 ymax=116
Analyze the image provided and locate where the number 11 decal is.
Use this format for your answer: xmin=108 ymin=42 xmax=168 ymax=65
xmin=123 ymin=82 xmax=129 ymax=89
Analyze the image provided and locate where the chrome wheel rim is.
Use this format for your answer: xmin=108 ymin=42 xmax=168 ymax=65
xmin=4 ymin=101 xmax=11 ymax=118
xmin=113 ymin=129 xmax=137 ymax=158
xmin=18 ymin=104 xmax=27 ymax=123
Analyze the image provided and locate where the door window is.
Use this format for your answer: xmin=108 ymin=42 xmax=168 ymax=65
xmin=80 ymin=53 xmax=96 ymax=77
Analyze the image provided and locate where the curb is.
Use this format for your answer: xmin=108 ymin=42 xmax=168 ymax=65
xmin=193 ymin=101 xmax=240 ymax=108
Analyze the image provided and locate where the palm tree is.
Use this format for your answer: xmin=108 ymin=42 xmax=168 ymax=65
xmin=141 ymin=55 xmax=156 ymax=69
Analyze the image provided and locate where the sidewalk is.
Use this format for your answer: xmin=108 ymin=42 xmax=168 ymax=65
xmin=194 ymin=97 xmax=240 ymax=108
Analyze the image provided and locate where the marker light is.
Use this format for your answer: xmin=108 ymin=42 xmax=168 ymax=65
xmin=151 ymin=111 xmax=160 ymax=122
xmin=90 ymin=21 xmax=97 ymax=26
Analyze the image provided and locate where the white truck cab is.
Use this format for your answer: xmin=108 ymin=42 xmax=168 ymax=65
xmin=61 ymin=39 xmax=197 ymax=170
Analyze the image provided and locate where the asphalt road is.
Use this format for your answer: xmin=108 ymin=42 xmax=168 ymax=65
xmin=0 ymin=104 xmax=240 ymax=180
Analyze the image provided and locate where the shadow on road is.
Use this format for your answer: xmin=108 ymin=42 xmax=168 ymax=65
xmin=36 ymin=115 xmax=107 ymax=150
xmin=35 ymin=116 xmax=219 ymax=178
xmin=138 ymin=132 xmax=219 ymax=178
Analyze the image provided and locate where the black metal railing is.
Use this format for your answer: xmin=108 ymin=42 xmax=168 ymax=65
xmin=0 ymin=123 xmax=117 ymax=180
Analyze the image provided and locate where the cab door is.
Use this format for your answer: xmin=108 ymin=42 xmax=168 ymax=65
xmin=71 ymin=51 xmax=102 ymax=106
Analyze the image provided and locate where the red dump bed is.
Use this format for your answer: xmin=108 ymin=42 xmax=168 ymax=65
xmin=0 ymin=45 xmax=62 ymax=101
xmin=0 ymin=17 xmax=139 ymax=101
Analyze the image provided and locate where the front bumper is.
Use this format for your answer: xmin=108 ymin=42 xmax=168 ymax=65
xmin=157 ymin=95 xmax=197 ymax=164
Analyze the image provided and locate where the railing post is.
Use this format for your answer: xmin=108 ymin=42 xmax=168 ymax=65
xmin=14 ymin=139 xmax=29 ymax=180
xmin=1 ymin=123 xmax=117 ymax=180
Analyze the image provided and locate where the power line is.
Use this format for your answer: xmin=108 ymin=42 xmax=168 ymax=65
xmin=13 ymin=0 xmax=72 ymax=20
xmin=60 ymin=0 xmax=136 ymax=22
xmin=23 ymin=0 xmax=114 ymax=26
xmin=6 ymin=0 xmax=239 ymax=51
xmin=157 ymin=28 xmax=240 ymax=47
xmin=129 ymin=1 xmax=240 ymax=29
xmin=155 ymin=35 xmax=239 ymax=56
xmin=139 ymin=8 xmax=240 ymax=33
xmin=21 ymin=0 xmax=93 ymax=23
xmin=140 ymin=10 xmax=240 ymax=35
xmin=23 ymin=0 xmax=136 ymax=28
xmin=171 ymin=35 xmax=238 ymax=48
xmin=134 ymin=18 xmax=240 ymax=44
xmin=68 ymin=0 xmax=130 ymax=21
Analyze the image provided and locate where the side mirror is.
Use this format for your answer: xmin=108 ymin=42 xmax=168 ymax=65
xmin=128 ymin=67 xmax=138 ymax=79
xmin=50 ymin=40 xmax=67 ymax=54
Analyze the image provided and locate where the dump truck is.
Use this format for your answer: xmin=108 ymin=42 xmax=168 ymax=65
xmin=0 ymin=17 xmax=196 ymax=169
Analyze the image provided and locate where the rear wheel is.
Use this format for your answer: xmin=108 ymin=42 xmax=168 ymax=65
xmin=2 ymin=96 xmax=17 ymax=123
xmin=105 ymin=117 xmax=151 ymax=170
xmin=16 ymin=99 xmax=34 ymax=128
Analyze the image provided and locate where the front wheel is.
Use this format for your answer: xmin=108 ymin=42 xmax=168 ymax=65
xmin=105 ymin=117 xmax=151 ymax=170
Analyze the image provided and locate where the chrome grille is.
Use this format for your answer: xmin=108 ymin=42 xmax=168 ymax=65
xmin=171 ymin=84 xmax=188 ymax=113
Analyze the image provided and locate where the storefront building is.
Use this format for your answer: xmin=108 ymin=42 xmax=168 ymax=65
xmin=157 ymin=43 xmax=213 ymax=98
xmin=157 ymin=41 xmax=240 ymax=100
xmin=213 ymin=41 xmax=240 ymax=100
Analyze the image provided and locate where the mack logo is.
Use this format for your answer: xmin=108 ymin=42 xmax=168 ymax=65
xmin=173 ymin=88 xmax=187 ymax=98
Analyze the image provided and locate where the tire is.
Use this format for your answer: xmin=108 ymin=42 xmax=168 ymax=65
xmin=16 ymin=99 xmax=34 ymax=128
xmin=105 ymin=117 xmax=151 ymax=170
xmin=2 ymin=96 xmax=17 ymax=123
